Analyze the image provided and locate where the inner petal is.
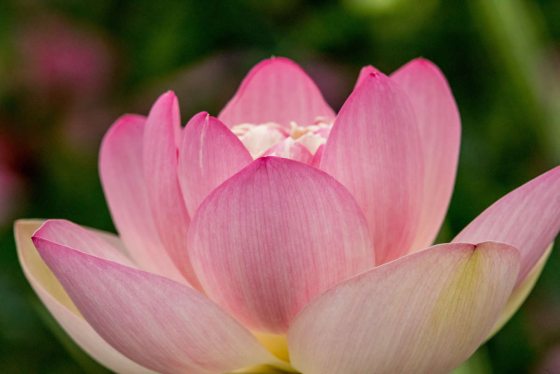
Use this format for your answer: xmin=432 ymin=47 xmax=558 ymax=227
xmin=232 ymin=118 xmax=332 ymax=162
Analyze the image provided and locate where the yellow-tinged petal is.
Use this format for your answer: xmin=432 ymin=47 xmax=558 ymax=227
xmin=254 ymin=333 xmax=290 ymax=362
xmin=14 ymin=219 xmax=152 ymax=373
xmin=288 ymin=242 xmax=520 ymax=374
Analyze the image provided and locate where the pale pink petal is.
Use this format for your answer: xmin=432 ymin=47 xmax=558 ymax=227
xmin=32 ymin=226 xmax=280 ymax=374
xmin=353 ymin=65 xmax=381 ymax=90
xmin=392 ymin=58 xmax=461 ymax=251
xmin=235 ymin=123 xmax=287 ymax=158
xmin=263 ymin=138 xmax=314 ymax=164
xmin=143 ymin=92 xmax=198 ymax=286
xmin=188 ymin=157 xmax=374 ymax=334
xmin=99 ymin=114 xmax=184 ymax=282
xmin=454 ymin=166 xmax=560 ymax=282
xmin=294 ymin=128 xmax=329 ymax=155
xmin=490 ymin=243 xmax=553 ymax=338
xmin=218 ymin=57 xmax=335 ymax=127
xmin=288 ymin=242 xmax=520 ymax=374
xmin=320 ymin=72 xmax=423 ymax=263
xmin=178 ymin=112 xmax=252 ymax=216
xmin=14 ymin=220 xmax=153 ymax=374
xmin=33 ymin=219 xmax=137 ymax=266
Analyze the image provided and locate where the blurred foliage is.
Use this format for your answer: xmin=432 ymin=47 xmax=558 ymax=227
xmin=0 ymin=0 xmax=559 ymax=372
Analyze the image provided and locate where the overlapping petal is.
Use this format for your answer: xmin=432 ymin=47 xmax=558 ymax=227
xmin=263 ymin=138 xmax=314 ymax=164
xmin=143 ymin=92 xmax=198 ymax=286
xmin=99 ymin=114 xmax=184 ymax=282
xmin=32 ymin=221 xmax=280 ymax=374
xmin=320 ymin=72 xmax=423 ymax=263
xmin=218 ymin=57 xmax=334 ymax=127
xmin=392 ymin=58 xmax=461 ymax=251
xmin=188 ymin=157 xmax=374 ymax=333
xmin=288 ymin=242 xmax=520 ymax=374
xmin=14 ymin=220 xmax=153 ymax=374
xmin=454 ymin=166 xmax=560 ymax=282
xmin=16 ymin=56 xmax=558 ymax=374
xmin=490 ymin=243 xmax=553 ymax=337
xmin=178 ymin=112 xmax=252 ymax=216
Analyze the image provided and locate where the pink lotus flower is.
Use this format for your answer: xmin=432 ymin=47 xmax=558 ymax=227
xmin=15 ymin=57 xmax=560 ymax=374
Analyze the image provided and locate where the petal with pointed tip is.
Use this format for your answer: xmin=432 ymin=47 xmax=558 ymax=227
xmin=143 ymin=92 xmax=198 ymax=286
xmin=321 ymin=72 xmax=423 ymax=263
xmin=100 ymin=115 xmax=184 ymax=282
xmin=189 ymin=157 xmax=374 ymax=333
xmin=179 ymin=112 xmax=252 ymax=216
xmin=219 ymin=57 xmax=334 ymax=127
xmin=32 ymin=226 xmax=280 ymax=374
xmin=454 ymin=166 xmax=560 ymax=282
xmin=353 ymin=65 xmax=381 ymax=90
xmin=288 ymin=242 xmax=520 ymax=374
xmin=14 ymin=220 xmax=153 ymax=373
xmin=34 ymin=219 xmax=136 ymax=266
xmin=392 ymin=58 xmax=461 ymax=251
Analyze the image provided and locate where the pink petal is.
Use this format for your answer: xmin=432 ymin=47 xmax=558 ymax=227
xmin=288 ymin=242 xmax=520 ymax=374
xmin=33 ymin=219 xmax=136 ymax=266
xmin=32 ymin=225 xmax=280 ymax=374
xmin=218 ymin=57 xmax=335 ymax=127
xmin=454 ymin=166 xmax=560 ymax=282
xmin=100 ymin=114 xmax=184 ymax=282
xmin=143 ymin=92 xmax=199 ymax=286
xmin=353 ymin=65 xmax=381 ymax=90
xmin=320 ymin=72 xmax=424 ymax=263
xmin=263 ymin=138 xmax=314 ymax=164
xmin=178 ymin=112 xmax=252 ymax=216
xmin=392 ymin=58 xmax=461 ymax=251
xmin=188 ymin=157 xmax=374 ymax=334
xmin=310 ymin=144 xmax=324 ymax=168
xmin=14 ymin=220 xmax=153 ymax=373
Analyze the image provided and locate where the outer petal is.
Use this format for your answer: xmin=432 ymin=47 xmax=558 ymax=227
xmin=288 ymin=242 xmax=520 ymax=374
xmin=99 ymin=114 xmax=184 ymax=282
xmin=178 ymin=112 xmax=252 ymax=216
xmin=218 ymin=57 xmax=335 ymax=127
xmin=320 ymin=72 xmax=424 ymax=263
xmin=14 ymin=220 xmax=153 ymax=374
xmin=188 ymin=157 xmax=374 ymax=334
xmin=32 ymin=225 xmax=281 ymax=374
xmin=143 ymin=92 xmax=198 ymax=286
xmin=454 ymin=166 xmax=560 ymax=282
xmin=489 ymin=243 xmax=553 ymax=338
xmin=32 ymin=219 xmax=136 ymax=266
xmin=392 ymin=58 xmax=461 ymax=250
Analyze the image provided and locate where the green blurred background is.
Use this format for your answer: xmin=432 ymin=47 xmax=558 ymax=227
xmin=0 ymin=0 xmax=559 ymax=372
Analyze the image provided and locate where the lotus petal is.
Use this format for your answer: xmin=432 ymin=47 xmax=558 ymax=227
xmin=32 ymin=223 xmax=280 ymax=374
xmin=219 ymin=57 xmax=334 ymax=127
xmin=321 ymin=72 xmax=423 ymax=263
xmin=288 ymin=242 xmax=520 ymax=374
xmin=188 ymin=157 xmax=374 ymax=333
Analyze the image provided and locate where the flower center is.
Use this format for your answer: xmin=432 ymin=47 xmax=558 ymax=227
xmin=231 ymin=117 xmax=332 ymax=161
